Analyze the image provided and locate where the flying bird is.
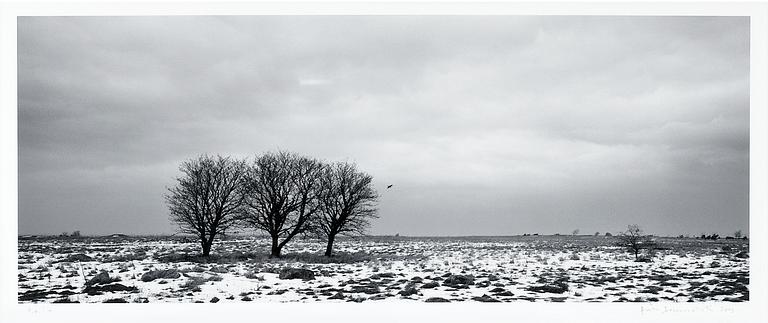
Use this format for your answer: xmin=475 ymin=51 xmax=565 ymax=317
xmin=386 ymin=184 xmax=393 ymax=189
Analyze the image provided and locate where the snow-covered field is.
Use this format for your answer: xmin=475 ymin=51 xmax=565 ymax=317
xmin=17 ymin=235 xmax=749 ymax=303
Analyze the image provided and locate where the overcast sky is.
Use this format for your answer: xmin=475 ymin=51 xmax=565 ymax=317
xmin=18 ymin=16 xmax=749 ymax=236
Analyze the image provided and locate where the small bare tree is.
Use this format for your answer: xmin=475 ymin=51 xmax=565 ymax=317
xmin=615 ymin=224 xmax=656 ymax=261
xmin=242 ymin=151 xmax=324 ymax=258
xmin=316 ymin=161 xmax=379 ymax=257
xmin=166 ymin=155 xmax=248 ymax=257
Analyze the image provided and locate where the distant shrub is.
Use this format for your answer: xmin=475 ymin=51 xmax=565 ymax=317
xmin=648 ymin=246 xmax=659 ymax=257
xmin=103 ymin=251 xmax=148 ymax=263
xmin=155 ymin=251 xmax=261 ymax=264
xmin=635 ymin=255 xmax=653 ymax=263
xmin=699 ymin=234 xmax=720 ymax=240
xmin=179 ymin=275 xmax=222 ymax=291
xmin=614 ymin=224 xmax=657 ymax=262
xmin=180 ymin=277 xmax=207 ymax=291
xmin=57 ymin=253 xmax=93 ymax=263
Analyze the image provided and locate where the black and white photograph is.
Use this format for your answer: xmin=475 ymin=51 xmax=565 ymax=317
xmin=2 ymin=2 xmax=768 ymax=323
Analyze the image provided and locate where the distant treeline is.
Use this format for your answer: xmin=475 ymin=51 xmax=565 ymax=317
xmin=519 ymin=230 xmax=747 ymax=240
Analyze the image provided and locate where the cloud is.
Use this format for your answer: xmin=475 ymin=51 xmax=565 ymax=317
xmin=18 ymin=16 xmax=749 ymax=236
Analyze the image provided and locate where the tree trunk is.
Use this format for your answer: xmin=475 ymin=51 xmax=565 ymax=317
xmin=324 ymin=234 xmax=336 ymax=257
xmin=202 ymin=241 xmax=212 ymax=257
xmin=270 ymin=235 xmax=282 ymax=258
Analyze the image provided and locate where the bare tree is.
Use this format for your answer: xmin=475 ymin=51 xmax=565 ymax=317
xmin=316 ymin=161 xmax=379 ymax=257
xmin=734 ymin=230 xmax=743 ymax=239
xmin=242 ymin=151 xmax=324 ymax=258
xmin=615 ymin=224 xmax=656 ymax=261
xmin=166 ymin=155 xmax=248 ymax=257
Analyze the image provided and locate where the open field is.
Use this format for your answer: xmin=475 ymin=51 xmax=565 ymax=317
xmin=18 ymin=235 xmax=749 ymax=303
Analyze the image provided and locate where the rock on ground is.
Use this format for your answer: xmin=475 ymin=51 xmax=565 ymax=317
xmin=442 ymin=274 xmax=475 ymax=287
xmin=85 ymin=271 xmax=118 ymax=286
xmin=279 ymin=268 xmax=315 ymax=280
xmin=472 ymin=294 xmax=501 ymax=303
xmin=398 ymin=283 xmax=419 ymax=296
xmin=83 ymin=283 xmax=139 ymax=295
xmin=425 ymin=297 xmax=450 ymax=303
xmin=140 ymin=269 xmax=181 ymax=282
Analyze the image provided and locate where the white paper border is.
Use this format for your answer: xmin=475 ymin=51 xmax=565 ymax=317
xmin=1 ymin=2 xmax=766 ymax=323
